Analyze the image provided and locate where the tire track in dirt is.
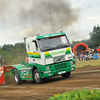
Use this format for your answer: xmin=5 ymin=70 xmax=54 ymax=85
xmin=0 ymin=66 xmax=100 ymax=100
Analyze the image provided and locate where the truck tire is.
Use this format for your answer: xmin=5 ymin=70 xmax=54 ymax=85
xmin=33 ymin=69 xmax=42 ymax=84
xmin=61 ymin=72 xmax=71 ymax=78
xmin=86 ymin=57 xmax=89 ymax=60
xmin=13 ymin=69 xmax=21 ymax=85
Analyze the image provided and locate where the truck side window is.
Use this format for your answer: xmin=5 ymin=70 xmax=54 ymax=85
xmin=33 ymin=40 xmax=38 ymax=50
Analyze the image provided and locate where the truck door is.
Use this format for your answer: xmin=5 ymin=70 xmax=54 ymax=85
xmin=27 ymin=40 xmax=44 ymax=64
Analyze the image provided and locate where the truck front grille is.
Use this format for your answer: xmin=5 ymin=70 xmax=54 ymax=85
xmin=55 ymin=63 xmax=66 ymax=70
xmin=53 ymin=55 xmax=65 ymax=63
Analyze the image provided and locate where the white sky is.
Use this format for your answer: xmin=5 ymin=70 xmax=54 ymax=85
xmin=0 ymin=0 xmax=100 ymax=46
xmin=68 ymin=0 xmax=100 ymax=41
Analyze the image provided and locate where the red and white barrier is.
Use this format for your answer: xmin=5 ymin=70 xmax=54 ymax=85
xmin=0 ymin=65 xmax=15 ymax=85
xmin=0 ymin=67 xmax=5 ymax=84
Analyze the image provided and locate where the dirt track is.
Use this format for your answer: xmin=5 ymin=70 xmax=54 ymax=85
xmin=0 ymin=65 xmax=100 ymax=100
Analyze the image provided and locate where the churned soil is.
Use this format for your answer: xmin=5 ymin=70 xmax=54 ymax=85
xmin=0 ymin=65 xmax=100 ymax=100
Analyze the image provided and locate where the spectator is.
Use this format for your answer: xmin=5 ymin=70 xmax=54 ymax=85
xmin=76 ymin=52 xmax=81 ymax=61
xmin=83 ymin=51 xmax=86 ymax=55
xmin=89 ymin=48 xmax=92 ymax=54
xmin=94 ymin=48 xmax=97 ymax=53
xmin=80 ymin=53 xmax=84 ymax=61
xmin=91 ymin=49 xmax=94 ymax=54
xmin=84 ymin=50 xmax=88 ymax=55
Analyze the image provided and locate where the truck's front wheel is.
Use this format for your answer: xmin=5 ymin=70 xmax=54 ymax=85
xmin=61 ymin=72 xmax=71 ymax=78
xmin=13 ymin=69 xmax=21 ymax=85
xmin=33 ymin=69 xmax=42 ymax=84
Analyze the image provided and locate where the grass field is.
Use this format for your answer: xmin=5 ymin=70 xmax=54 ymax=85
xmin=75 ymin=54 xmax=100 ymax=68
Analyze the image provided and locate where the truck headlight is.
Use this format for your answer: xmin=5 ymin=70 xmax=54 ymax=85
xmin=45 ymin=67 xmax=50 ymax=70
xmin=70 ymin=61 xmax=73 ymax=65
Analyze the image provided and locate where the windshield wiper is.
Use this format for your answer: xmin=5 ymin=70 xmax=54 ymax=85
xmin=55 ymin=44 xmax=69 ymax=47
xmin=42 ymin=46 xmax=55 ymax=50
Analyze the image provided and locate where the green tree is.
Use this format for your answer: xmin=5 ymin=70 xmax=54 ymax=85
xmin=2 ymin=44 xmax=13 ymax=53
xmin=0 ymin=42 xmax=26 ymax=65
xmin=89 ymin=25 xmax=100 ymax=46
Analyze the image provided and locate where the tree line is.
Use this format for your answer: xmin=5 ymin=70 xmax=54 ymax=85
xmin=71 ymin=25 xmax=100 ymax=48
xmin=0 ymin=25 xmax=100 ymax=65
xmin=0 ymin=43 xmax=27 ymax=65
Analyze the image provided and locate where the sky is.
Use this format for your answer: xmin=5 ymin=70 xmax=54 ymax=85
xmin=0 ymin=0 xmax=100 ymax=46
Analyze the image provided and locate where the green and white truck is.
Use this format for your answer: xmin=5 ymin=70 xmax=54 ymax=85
xmin=12 ymin=31 xmax=75 ymax=84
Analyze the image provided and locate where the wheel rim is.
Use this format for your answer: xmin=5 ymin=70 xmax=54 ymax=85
xmin=34 ymin=72 xmax=40 ymax=82
xmin=15 ymin=74 xmax=18 ymax=82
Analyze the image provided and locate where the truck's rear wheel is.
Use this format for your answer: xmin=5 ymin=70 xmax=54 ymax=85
xmin=13 ymin=69 xmax=21 ymax=85
xmin=61 ymin=72 xmax=71 ymax=78
xmin=33 ymin=69 xmax=42 ymax=84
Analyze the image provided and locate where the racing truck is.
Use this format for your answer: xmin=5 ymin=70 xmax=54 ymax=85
xmin=12 ymin=31 xmax=75 ymax=84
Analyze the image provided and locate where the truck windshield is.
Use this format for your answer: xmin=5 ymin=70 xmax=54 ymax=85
xmin=37 ymin=35 xmax=70 ymax=52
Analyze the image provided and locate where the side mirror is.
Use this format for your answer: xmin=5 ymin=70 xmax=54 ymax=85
xmin=68 ymin=37 xmax=72 ymax=44
xmin=30 ymin=42 xmax=36 ymax=52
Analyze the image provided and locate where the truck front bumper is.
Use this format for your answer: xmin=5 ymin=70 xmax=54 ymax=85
xmin=40 ymin=60 xmax=75 ymax=78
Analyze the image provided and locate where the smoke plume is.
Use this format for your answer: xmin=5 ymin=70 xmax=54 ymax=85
xmin=0 ymin=0 xmax=80 ymax=37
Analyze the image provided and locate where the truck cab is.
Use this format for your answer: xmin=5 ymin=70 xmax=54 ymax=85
xmin=12 ymin=32 xmax=75 ymax=84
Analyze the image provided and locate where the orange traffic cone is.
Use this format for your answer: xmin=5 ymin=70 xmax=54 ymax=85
xmin=0 ymin=67 xmax=5 ymax=84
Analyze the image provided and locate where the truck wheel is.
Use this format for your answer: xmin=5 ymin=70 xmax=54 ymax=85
xmin=61 ymin=72 xmax=71 ymax=78
xmin=33 ymin=69 xmax=42 ymax=84
xmin=86 ymin=57 xmax=89 ymax=60
xmin=13 ymin=69 xmax=21 ymax=85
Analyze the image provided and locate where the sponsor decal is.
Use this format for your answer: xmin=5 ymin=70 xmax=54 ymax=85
xmin=27 ymin=52 xmax=41 ymax=58
xmin=28 ymin=44 xmax=30 ymax=51
xmin=21 ymin=76 xmax=25 ymax=78
xmin=43 ymin=35 xmax=49 ymax=38
xmin=51 ymin=50 xmax=65 ymax=55
xmin=25 ymin=76 xmax=31 ymax=78
xmin=43 ymin=33 xmax=62 ymax=38
xmin=44 ymin=52 xmax=52 ymax=58
xmin=71 ymin=65 xmax=75 ymax=67
xmin=65 ymin=47 xmax=71 ymax=54
xmin=19 ymin=67 xmax=32 ymax=70
xmin=45 ymin=47 xmax=71 ymax=58
xmin=28 ymin=74 xmax=32 ymax=75
xmin=20 ymin=70 xmax=29 ymax=75
xmin=36 ymin=32 xmax=65 ymax=39
xmin=20 ymin=69 xmax=32 ymax=78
